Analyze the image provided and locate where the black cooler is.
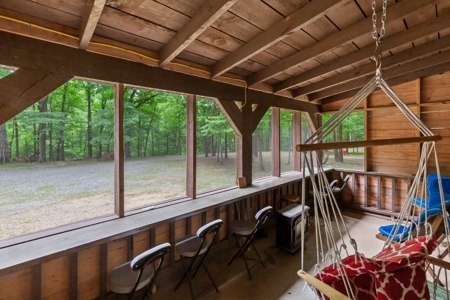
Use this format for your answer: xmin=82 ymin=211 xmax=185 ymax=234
xmin=276 ymin=203 xmax=310 ymax=254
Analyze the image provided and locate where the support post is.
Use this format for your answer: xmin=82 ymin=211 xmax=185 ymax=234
xmin=271 ymin=107 xmax=280 ymax=177
xmin=114 ymin=83 xmax=124 ymax=217
xmin=186 ymin=94 xmax=196 ymax=198
xmin=293 ymin=111 xmax=301 ymax=171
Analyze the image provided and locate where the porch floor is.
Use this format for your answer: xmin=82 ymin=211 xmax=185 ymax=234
xmin=150 ymin=211 xmax=392 ymax=300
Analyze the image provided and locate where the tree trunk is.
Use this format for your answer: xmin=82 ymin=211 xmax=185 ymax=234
xmin=38 ymin=96 xmax=48 ymax=163
xmin=287 ymin=116 xmax=293 ymax=165
xmin=125 ymin=141 xmax=131 ymax=158
xmin=224 ymin=133 xmax=228 ymax=159
xmin=204 ymin=136 xmax=209 ymax=157
xmin=14 ymin=118 xmax=19 ymax=158
xmin=211 ymin=135 xmax=215 ymax=156
xmin=0 ymin=123 xmax=10 ymax=163
xmin=333 ymin=124 xmax=343 ymax=163
xmin=252 ymin=135 xmax=258 ymax=157
xmin=258 ymin=133 xmax=264 ymax=171
xmin=57 ymin=83 xmax=67 ymax=161
xmin=87 ymin=87 xmax=93 ymax=159
xmin=49 ymin=123 xmax=53 ymax=161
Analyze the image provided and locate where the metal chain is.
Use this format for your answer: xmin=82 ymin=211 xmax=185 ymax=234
xmin=372 ymin=0 xmax=388 ymax=74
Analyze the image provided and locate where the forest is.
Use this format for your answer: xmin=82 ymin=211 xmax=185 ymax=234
xmin=0 ymin=68 xmax=363 ymax=169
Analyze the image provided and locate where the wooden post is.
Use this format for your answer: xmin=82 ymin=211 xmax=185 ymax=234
xmin=364 ymin=97 xmax=369 ymax=172
xmin=271 ymin=107 xmax=280 ymax=177
xmin=186 ymin=94 xmax=196 ymax=198
xmin=114 ymin=83 xmax=124 ymax=217
xmin=293 ymin=111 xmax=301 ymax=171
xmin=237 ymin=102 xmax=253 ymax=184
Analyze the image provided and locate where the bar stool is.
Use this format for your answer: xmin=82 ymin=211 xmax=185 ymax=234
xmin=174 ymin=219 xmax=223 ymax=300
xmin=109 ymin=242 xmax=171 ymax=300
xmin=227 ymin=206 xmax=273 ymax=280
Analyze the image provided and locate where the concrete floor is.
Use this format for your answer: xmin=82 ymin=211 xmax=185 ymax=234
xmin=150 ymin=211 xmax=393 ymax=300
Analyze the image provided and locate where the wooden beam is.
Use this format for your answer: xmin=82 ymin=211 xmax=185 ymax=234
xmin=322 ymin=59 xmax=450 ymax=104
xmin=114 ymin=83 xmax=124 ymax=217
xmin=210 ymin=0 xmax=343 ymax=78
xmin=186 ymin=94 xmax=196 ymax=199
xmin=273 ymin=13 xmax=450 ymax=93
xmin=251 ymin=104 xmax=270 ymax=133
xmin=215 ymin=99 xmax=243 ymax=135
xmin=297 ymin=271 xmax=350 ymax=300
xmin=158 ymin=0 xmax=237 ymax=67
xmin=251 ymin=0 xmax=439 ymax=88
xmin=293 ymin=34 xmax=450 ymax=98
xmin=296 ymin=135 xmax=442 ymax=152
xmin=310 ymin=51 xmax=450 ymax=101
xmin=237 ymin=103 xmax=253 ymax=184
xmin=78 ymin=0 xmax=106 ymax=50
xmin=293 ymin=111 xmax=301 ymax=171
xmin=0 ymin=68 xmax=72 ymax=125
xmin=271 ymin=107 xmax=280 ymax=177
xmin=0 ymin=32 xmax=319 ymax=114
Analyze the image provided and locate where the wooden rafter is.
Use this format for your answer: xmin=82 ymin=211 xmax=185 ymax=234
xmin=0 ymin=32 xmax=319 ymax=114
xmin=0 ymin=68 xmax=72 ymax=125
xmin=322 ymin=59 xmax=450 ymax=104
xmin=215 ymin=99 xmax=243 ymax=136
xmin=294 ymin=34 xmax=450 ymax=98
xmin=310 ymin=51 xmax=450 ymax=101
xmin=274 ymin=13 xmax=450 ymax=94
xmin=158 ymin=0 xmax=237 ymax=67
xmin=210 ymin=0 xmax=343 ymax=79
xmin=79 ymin=0 xmax=106 ymax=50
xmin=249 ymin=0 xmax=440 ymax=88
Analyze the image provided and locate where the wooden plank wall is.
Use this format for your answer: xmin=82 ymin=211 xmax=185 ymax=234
xmin=0 ymin=179 xmax=308 ymax=299
xmin=323 ymin=71 xmax=450 ymax=178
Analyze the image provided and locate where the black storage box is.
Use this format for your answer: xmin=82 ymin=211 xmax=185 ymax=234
xmin=276 ymin=203 xmax=310 ymax=254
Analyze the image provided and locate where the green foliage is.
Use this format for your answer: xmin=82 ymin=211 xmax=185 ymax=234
xmin=322 ymin=112 xmax=364 ymax=143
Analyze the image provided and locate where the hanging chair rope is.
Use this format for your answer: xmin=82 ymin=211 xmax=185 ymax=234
xmin=298 ymin=1 xmax=449 ymax=298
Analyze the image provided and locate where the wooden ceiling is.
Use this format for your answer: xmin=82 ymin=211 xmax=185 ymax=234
xmin=1 ymin=0 xmax=450 ymax=109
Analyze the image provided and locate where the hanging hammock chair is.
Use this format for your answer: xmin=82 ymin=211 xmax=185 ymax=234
xmin=296 ymin=1 xmax=450 ymax=299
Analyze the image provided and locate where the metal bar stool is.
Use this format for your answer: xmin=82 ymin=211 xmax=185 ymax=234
xmin=174 ymin=219 xmax=223 ymax=300
xmin=109 ymin=242 xmax=171 ymax=300
xmin=227 ymin=206 xmax=273 ymax=280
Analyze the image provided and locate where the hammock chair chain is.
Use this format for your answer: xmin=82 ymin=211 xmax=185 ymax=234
xmin=372 ymin=0 xmax=387 ymax=71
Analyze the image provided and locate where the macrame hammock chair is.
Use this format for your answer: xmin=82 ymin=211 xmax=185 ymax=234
xmin=296 ymin=1 xmax=450 ymax=299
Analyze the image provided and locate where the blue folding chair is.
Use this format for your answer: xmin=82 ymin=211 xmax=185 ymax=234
xmin=378 ymin=207 xmax=443 ymax=242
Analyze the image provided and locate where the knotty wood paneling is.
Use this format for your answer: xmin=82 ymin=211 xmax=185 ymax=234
xmin=106 ymin=238 xmax=128 ymax=280
xmin=133 ymin=230 xmax=150 ymax=257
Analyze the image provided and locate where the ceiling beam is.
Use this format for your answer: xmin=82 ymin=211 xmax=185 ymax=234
xmin=293 ymin=34 xmax=450 ymax=98
xmin=158 ymin=0 xmax=237 ymax=68
xmin=273 ymin=13 xmax=450 ymax=94
xmin=321 ymin=60 xmax=450 ymax=105
xmin=79 ymin=0 xmax=106 ymax=50
xmin=0 ymin=68 xmax=72 ymax=125
xmin=209 ymin=0 xmax=343 ymax=79
xmin=0 ymin=32 xmax=319 ymax=114
xmin=309 ymin=51 xmax=450 ymax=101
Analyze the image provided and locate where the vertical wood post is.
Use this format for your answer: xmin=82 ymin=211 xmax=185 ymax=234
xmin=114 ymin=83 xmax=124 ymax=217
xmin=186 ymin=94 xmax=196 ymax=198
xmin=100 ymin=243 xmax=108 ymax=299
xmin=391 ymin=177 xmax=397 ymax=213
xmin=271 ymin=107 xmax=280 ymax=177
xmin=69 ymin=253 xmax=78 ymax=300
xmin=364 ymin=97 xmax=369 ymax=172
xmin=293 ymin=111 xmax=301 ymax=171
xmin=32 ymin=264 xmax=41 ymax=300
xmin=237 ymin=102 xmax=253 ymax=184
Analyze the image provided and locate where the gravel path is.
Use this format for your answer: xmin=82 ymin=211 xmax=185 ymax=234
xmin=0 ymin=157 xmax=187 ymax=238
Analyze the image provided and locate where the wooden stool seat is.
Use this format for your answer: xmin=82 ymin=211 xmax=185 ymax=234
xmin=280 ymin=194 xmax=300 ymax=208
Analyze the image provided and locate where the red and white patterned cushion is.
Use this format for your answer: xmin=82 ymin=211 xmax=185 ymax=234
xmin=314 ymin=235 xmax=438 ymax=300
